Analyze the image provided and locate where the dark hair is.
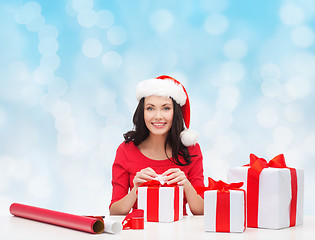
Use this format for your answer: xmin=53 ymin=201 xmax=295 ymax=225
xmin=124 ymin=98 xmax=195 ymax=166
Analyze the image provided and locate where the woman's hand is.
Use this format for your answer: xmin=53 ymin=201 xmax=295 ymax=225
xmin=162 ymin=168 xmax=189 ymax=186
xmin=133 ymin=167 xmax=158 ymax=188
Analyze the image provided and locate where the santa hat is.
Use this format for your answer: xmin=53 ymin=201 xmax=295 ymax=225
xmin=136 ymin=75 xmax=198 ymax=146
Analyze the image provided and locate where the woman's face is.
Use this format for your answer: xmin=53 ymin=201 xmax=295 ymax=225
xmin=143 ymin=95 xmax=174 ymax=138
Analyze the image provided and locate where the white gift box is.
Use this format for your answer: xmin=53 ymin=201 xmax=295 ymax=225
xmin=138 ymin=185 xmax=183 ymax=222
xmin=227 ymin=167 xmax=304 ymax=229
xmin=204 ymin=190 xmax=246 ymax=232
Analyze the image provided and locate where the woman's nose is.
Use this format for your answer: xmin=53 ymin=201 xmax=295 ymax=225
xmin=154 ymin=110 xmax=162 ymax=119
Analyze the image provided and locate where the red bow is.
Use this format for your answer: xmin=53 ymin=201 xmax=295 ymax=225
xmin=244 ymin=154 xmax=286 ymax=178
xmin=196 ymin=177 xmax=243 ymax=195
xmin=139 ymin=179 xmax=177 ymax=187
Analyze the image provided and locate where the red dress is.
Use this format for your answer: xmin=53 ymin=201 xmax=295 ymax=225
xmin=110 ymin=141 xmax=205 ymax=215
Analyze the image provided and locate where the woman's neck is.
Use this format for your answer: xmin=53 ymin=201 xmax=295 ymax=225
xmin=146 ymin=134 xmax=167 ymax=149
xmin=138 ymin=134 xmax=172 ymax=160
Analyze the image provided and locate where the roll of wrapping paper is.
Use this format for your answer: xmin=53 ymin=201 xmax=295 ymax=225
xmin=9 ymin=203 xmax=104 ymax=234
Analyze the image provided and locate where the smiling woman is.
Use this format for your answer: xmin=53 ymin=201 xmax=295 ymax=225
xmin=109 ymin=75 xmax=204 ymax=216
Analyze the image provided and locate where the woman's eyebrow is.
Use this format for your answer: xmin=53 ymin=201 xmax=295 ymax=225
xmin=145 ymin=103 xmax=172 ymax=107
xmin=162 ymin=103 xmax=172 ymax=107
xmin=145 ymin=103 xmax=155 ymax=106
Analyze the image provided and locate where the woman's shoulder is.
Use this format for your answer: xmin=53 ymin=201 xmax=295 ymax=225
xmin=117 ymin=141 xmax=137 ymax=152
xmin=116 ymin=141 xmax=143 ymax=157
xmin=187 ymin=143 xmax=201 ymax=154
xmin=114 ymin=141 xmax=139 ymax=164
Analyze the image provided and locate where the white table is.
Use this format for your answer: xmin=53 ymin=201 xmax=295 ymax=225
xmin=0 ymin=215 xmax=314 ymax=240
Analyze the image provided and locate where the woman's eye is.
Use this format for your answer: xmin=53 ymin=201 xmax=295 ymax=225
xmin=146 ymin=107 xmax=153 ymax=111
xmin=163 ymin=107 xmax=170 ymax=111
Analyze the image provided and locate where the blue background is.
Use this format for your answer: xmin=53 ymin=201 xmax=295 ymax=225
xmin=0 ymin=0 xmax=314 ymax=216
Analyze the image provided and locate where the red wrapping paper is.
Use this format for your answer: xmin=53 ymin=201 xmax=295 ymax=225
xmin=9 ymin=203 xmax=104 ymax=234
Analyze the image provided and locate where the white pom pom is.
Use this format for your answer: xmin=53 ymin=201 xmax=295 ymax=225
xmin=180 ymin=129 xmax=198 ymax=146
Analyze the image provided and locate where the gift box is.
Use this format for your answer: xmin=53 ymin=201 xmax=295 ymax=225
xmin=122 ymin=209 xmax=144 ymax=230
xmin=137 ymin=180 xmax=183 ymax=222
xmin=199 ymin=177 xmax=246 ymax=233
xmin=227 ymin=154 xmax=304 ymax=229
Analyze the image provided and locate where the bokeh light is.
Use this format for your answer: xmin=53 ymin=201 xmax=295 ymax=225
xmin=285 ymin=75 xmax=311 ymax=99
xmin=150 ymin=9 xmax=174 ymax=32
xmin=38 ymin=37 xmax=59 ymax=56
xmin=8 ymin=61 xmax=28 ymax=82
xmin=204 ymin=14 xmax=229 ymax=35
xmin=273 ymin=126 xmax=294 ymax=146
xmin=40 ymin=54 xmax=60 ymax=71
xmin=96 ymin=9 xmax=115 ymax=29
xmin=279 ymin=3 xmax=305 ymax=26
xmin=285 ymin=103 xmax=304 ymax=123
xmin=82 ymin=38 xmax=103 ymax=58
xmin=33 ymin=66 xmax=54 ymax=84
xmin=40 ymin=93 xmax=59 ymax=112
xmin=77 ymin=9 xmax=97 ymax=28
xmin=25 ymin=14 xmax=45 ymax=32
xmin=51 ymin=100 xmax=72 ymax=118
xmin=106 ymin=26 xmax=127 ymax=45
xmin=72 ymin=0 xmax=93 ymax=12
xmin=257 ymin=108 xmax=278 ymax=128
xmin=223 ymin=38 xmax=248 ymax=60
xmin=14 ymin=1 xmax=41 ymax=25
xmin=102 ymin=51 xmax=123 ymax=71
xmin=260 ymin=63 xmax=282 ymax=80
xmin=261 ymin=79 xmax=282 ymax=98
xmin=220 ymin=61 xmax=246 ymax=82
xmin=38 ymin=25 xmax=58 ymax=39
xmin=291 ymin=25 xmax=314 ymax=48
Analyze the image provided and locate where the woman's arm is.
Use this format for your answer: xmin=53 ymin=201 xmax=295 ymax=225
xmin=110 ymin=187 xmax=138 ymax=215
xmin=181 ymin=179 xmax=204 ymax=215
xmin=110 ymin=167 xmax=158 ymax=215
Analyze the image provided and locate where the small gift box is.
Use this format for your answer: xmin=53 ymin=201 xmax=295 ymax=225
xmin=122 ymin=209 xmax=144 ymax=230
xmin=227 ymin=154 xmax=304 ymax=229
xmin=197 ymin=177 xmax=246 ymax=233
xmin=137 ymin=180 xmax=183 ymax=222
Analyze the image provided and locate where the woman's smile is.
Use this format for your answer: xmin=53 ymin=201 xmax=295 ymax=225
xmin=151 ymin=122 xmax=167 ymax=128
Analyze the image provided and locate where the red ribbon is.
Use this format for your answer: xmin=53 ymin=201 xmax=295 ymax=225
xmin=139 ymin=179 xmax=177 ymax=187
xmin=196 ymin=177 xmax=244 ymax=194
xmin=139 ymin=180 xmax=180 ymax=222
xmin=197 ymin=177 xmax=245 ymax=232
xmin=216 ymin=191 xmax=231 ymax=232
xmin=174 ymin=186 xmax=179 ymax=221
xmin=245 ymin=154 xmax=298 ymax=228
xmin=122 ymin=209 xmax=144 ymax=230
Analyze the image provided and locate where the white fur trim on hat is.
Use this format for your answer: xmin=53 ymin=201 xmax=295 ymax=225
xmin=180 ymin=128 xmax=198 ymax=146
xmin=136 ymin=78 xmax=187 ymax=106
